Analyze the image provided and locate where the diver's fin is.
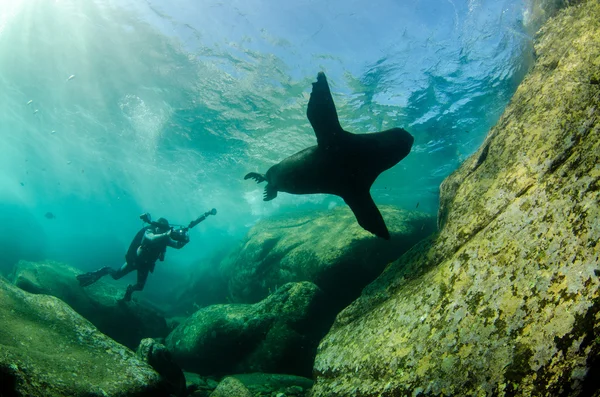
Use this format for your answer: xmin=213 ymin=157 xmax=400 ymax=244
xmin=307 ymin=72 xmax=346 ymax=147
xmin=342 ymin=191 xmax=390 ymax=240
xmin=244 ymin=172 xmax=267 ymax=183
xmin=263 ymin=184 xmax=277 ymax=201
xmin=76 ymin=267 xmax=112 ymax=287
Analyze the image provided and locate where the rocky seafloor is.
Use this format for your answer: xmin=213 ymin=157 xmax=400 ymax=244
xmin=1 ymin=0 xmax=599 ymax=396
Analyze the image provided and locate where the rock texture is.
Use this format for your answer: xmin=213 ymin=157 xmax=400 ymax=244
xmin=209 ymin=377 xmax=252 ymax=397
xmin=0 ymin=277 xmax=169 ymax=397
xmin=312 ymin=1 xmax=600 ymax=396
xmin=167 ymin=282 xmax=328 ymax=377
xmin=136 ymin=338 xmax=187 ymax=396
xmin=10 ymin=260 xmax=168 ymax=349
xmin=231 ymin=373 xmax=313 ymax=397
xmin=221 ymin=205 xmax=435 ymax=310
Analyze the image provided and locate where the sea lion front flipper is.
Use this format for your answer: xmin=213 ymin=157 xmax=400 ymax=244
xmin=244 ymin=172 xmax=267 ymax=183
xmin=307 ymin=72 xmax=346 ymax=147
xmin=342 ymin=192 xmax=390 ymax=240
xmin=263 ymin=184 xmax=278 ymax=201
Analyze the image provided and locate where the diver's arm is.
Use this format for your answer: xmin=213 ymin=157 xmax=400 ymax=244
xmin=167 ymin=238 xmax=188 ymax=249
xmin=144 ymin=229 xmax=171 ymax=242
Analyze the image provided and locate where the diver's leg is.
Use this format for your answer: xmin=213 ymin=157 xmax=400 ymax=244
xmin=76 ymin=266 xmax=114 ymax=287
xmin=110 ymin=262 xmax=135 ymax=280
xmin=121 ymin=267 xmax=149 ymax=302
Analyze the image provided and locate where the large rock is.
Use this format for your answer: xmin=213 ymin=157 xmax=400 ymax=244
xmin=185 ymin=372 xmax=313 ymax=397
xmin=0 ymin=277 xmax=169 ymax=396
xmin=221 ymin=205 xmax=435 ymax=310
xmin=209 ymin=377 xmax=252 ymax=397
xmin=136 ymin=338 xmax=187 ymax=396
xmin=312 ymin=1 xmax=600 ymax=396
xmin=166 ymin=282 xmax=328 ymax=377
xmin=10 ymin=260 xmax=169 ymax=349
xmin=231 ymin=373 xmax=313 ymax=396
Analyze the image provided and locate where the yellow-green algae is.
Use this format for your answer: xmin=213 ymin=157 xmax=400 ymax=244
xmin=311 ymin=1 xmax=600 ymax=396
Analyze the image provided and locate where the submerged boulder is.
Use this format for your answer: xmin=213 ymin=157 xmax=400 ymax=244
xmin=136 ymin=338 xmax=187 ymax=397
xmin=221 ymin=205 xmax=435 ymax=310
xmin=230 ymin=373 xmax=313 ymax=397
xmin=0 ymin=277 xmax=169 ymax=396
xmin=209 ymin=377 xmax=252 ymax=397
xmin=312 ymin=1 xmax=600 ymax=396
xmin=166 ymin=282 xmax=328 ymax=377
xmin=10 ymin=260 xmax=168 ymax=349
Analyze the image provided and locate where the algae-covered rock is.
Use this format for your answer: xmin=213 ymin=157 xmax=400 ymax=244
xmin=185 ymin=372 xmax=219 ymax=396
xmin=231 ymin=373 xmax=313 ymax=396
xmin=10 ymin=260 xmax=168 ymax=349
xmin=221 ymin=205 xmax=435 ymax=310
xmin=167 ymin=282 xmax=328 ymax=377
xmin=136 ymin=338 xmax=187 ymax=396
xmin=312 ymin=1 xmax=600 ymax=396
xmin=0 ymin=277 xmax=169 ymax=396
xmin=209 ymin=377 xmax=252 ymax=397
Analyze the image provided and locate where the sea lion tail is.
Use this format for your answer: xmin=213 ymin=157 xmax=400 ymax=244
xmin=244 ymin=172 xmax=267 ymax=183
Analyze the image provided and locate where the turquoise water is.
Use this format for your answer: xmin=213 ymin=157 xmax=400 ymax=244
xmin=0 ymin=0 xmax=539 ymax=298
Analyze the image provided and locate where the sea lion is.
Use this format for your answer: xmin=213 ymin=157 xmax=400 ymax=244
xmin=245 ymin=72 xmax=414 ymax=240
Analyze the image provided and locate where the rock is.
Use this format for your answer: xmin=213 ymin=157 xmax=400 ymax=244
xmin=221 ymin=205 xmax=435 ymax=311
xmin=231 ymin=373 xmax=313 ymax=396
xmin=0 ymin=277 xmax=170 ymax=396
xmin=136 ymin=338 xmax=186 ymax=396
xmin=311 ymin=1 xmax=600 ymax=396
xmin=209 ymin=377 xmax=252 ymax=397
xmin=185 ymin=372 xmax=219 ymax=396
xmin=9 ymin=260 xmax=169 ymax=349
xmin=167 ymin=282 xmax=328 ymax=377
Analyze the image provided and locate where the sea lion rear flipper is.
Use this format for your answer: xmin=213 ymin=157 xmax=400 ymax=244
xmin=244 ymin=172 xmax=266 ymax=183
xmin=307 ymin=72 xmax=346 ymax=147
xmin=343 ymin=192 xmax=390 ymax=240
xmin=263 ymin=184 xmax=277 ymax=201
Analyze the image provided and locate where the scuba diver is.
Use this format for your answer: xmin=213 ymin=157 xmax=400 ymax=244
xmin=76 ymin=209 xmax=217 ymax=302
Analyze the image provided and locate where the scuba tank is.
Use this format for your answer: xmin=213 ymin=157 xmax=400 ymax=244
xmin=125 ymin=226 xmax=149 ymax=266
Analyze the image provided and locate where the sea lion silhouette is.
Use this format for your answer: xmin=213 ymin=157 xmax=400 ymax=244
xmin=245 ymin=72 xmax=414 ymax=239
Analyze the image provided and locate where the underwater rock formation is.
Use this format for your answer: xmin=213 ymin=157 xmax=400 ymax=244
xmin=137 ymin=338 xmax=187 ymax=396
xmin=209 ymin=377 xmax=252 ymax=397
xmin=221 ymin=205 xmax=435 ymax=310
xmin=10 ymin=260 xmax=168 ymax=349
xmin=0 ymin=277 xmax=169 ymax=396
xmin=228 ymin=373 xmax=313 ymax=396
xmin=166 ymin=281 xmax=328 ymax=377
xmin=312 ymin=1 xmax=600 ymax=396
xmin=184 ymin=372 xmax=313 ymax=397
xmin=184 ymin=372 xmax=219 ymax=396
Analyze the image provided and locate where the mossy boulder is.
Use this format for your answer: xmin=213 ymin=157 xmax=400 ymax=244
xmin=185 ymin=372 xmax=313 ymax=397
xmin=0 ymin=277 xmax=169 ymax=396
xmin=166 ymin=282 xmax=328 ymax=377
xmin=312 ymin=1 xmax=600 ymax=396
xmin=221 ymin=205 xmax=435 ymax=310
xmin=184 ymin=372 xmax=219 ymax=396
xmin=209 ymin=377 xmax=252 ymax=397
xmin=230 ymin=373 xmax=313 ymax=396
xmin=136 ymin=338 xmax=187 ymax=396
xmin=10 ymin=260 xmax=168 ymax=349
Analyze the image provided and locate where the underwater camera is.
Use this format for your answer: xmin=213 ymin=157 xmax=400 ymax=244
xmin=170 ymin=227 xmax=189 ymax=242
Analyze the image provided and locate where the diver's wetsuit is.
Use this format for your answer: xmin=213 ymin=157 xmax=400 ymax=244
xmin=114 ymin=228 xmax=187 ymax=300
xmin=77 ymin=227 xmax=187 ymax=301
